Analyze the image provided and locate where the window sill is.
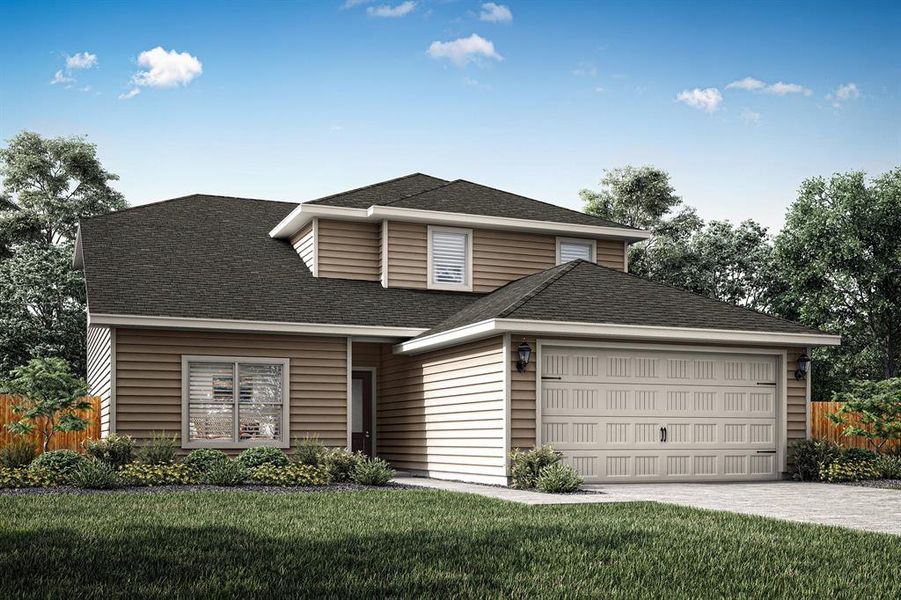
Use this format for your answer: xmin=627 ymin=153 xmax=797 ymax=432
xmin=181 ymin=440 xmax=291 ymax=450
xmin=428 ymin=282 xmax=473 ymax=292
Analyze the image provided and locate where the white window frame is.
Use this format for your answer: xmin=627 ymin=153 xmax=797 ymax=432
xmin=556 ymin=237 xmax=596 ymax=265
xmin=181 ymin=355 xmax=291 ymax=449
xmin=427 ymin=225 xmax=473 ymax=292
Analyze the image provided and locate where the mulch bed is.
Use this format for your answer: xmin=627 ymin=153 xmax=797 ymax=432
xmin=0 ymin=482 xmax=416 ymax=497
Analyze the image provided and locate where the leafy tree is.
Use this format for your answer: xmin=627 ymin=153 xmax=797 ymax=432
xmin=0 ymin=357 xmax=90 ymax=453
xmin=828 ymin=378 xmax=901 ymax=453
xmin=580 ymin=165 xmax=681 ymax=229
xmin=773 ymin=169 xmax=901 ymax=395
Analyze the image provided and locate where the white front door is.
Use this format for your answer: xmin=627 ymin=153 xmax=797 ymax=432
xmin=540 ymin=346 xmax=781 ymax=482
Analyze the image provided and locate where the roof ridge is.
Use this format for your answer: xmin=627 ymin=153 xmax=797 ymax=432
xmin=80 ymin=193 xmax=296 ymax=224
xmin=378 ymin=178 xmax=461 ymax=206
xmin=304 ymin=173 xmax=447 ymax=205
xmin=496 ymin=260 xmax=583 ymax=319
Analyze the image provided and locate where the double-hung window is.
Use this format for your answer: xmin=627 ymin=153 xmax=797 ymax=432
xmin=182 ymin=356 xmax=290 ymax=448
xmin=428 ymin=226 xmax=472 ymax=291
xmin=556 ymin=237 xmax=595 ymax=264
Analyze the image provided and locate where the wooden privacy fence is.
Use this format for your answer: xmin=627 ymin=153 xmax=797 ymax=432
xmin=810 ymin=401 xmax=900 ymax=452
xmin=0 ymin=395 xmax=101 ymax=453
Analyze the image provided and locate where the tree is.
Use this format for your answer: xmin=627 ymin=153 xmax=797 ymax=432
xmin=773 ymin=169 xmax=901 ymax=395
xmin=0 ymin=357 xmax=90 ymax=452
xmin=828 ymin=378 xmax=901 ymax=453
xmin=580 ymin=165 xmax=681 ymax=229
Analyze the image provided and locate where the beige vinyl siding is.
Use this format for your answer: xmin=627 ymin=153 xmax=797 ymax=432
xmin=786 ymin=347 xmax=808 ymax=447
xmin=510 ymin=335 xmax=538 ymax=450
xmin=377 ymin=336 xmax=507 ymax=483
xmin=115 ymin=329 xmax=348 ymax=448
xmin=386 ymin=220 xmax=428 ymax=289
xmin=473 ymin=231 xmax=556 ymax=293
xmin=597 ymin=239 xmax=626 ymax=271
xmin=87 ymin=326 xmax=114 ymax=436
xmin=290 ymin=222 xmax=315 ymax=274
xmin=316 ymin=219 xmax=381 ymax=281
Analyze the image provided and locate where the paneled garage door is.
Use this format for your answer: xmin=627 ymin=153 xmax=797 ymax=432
xmin=540 ymin=346 xmax=781 ymax=482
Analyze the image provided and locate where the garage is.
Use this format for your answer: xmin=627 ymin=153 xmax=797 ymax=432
xmin=539 ymin=344 xmax=784 ymax=482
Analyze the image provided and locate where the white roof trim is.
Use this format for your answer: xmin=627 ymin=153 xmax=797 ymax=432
xmin=395 ymin=318 xmax=841 ymax=355
xmin=269 ymin=203 xmax=650 ymax=242
xmin=89 ymin=313 xmax=427 ymax=339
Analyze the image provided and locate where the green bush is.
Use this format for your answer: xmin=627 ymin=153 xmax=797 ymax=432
xmin=235 ymin=447 xmax=289 ymax=469
xmin=83 ymin=433 xmax=135 ymax=469
xmin=321 ymin=447 xmax=364 ymax=482
xmin=352 ymin=457 xmax=394 ymax=486
xmin=510 ymin=445 xmax=561 ymax=489
xmin=0 ymin=438 xmax=37 ymax=468
xmin=0 ymin=466 xmax=53 ymax=488
xmin=788 ymin=439 xmax=843 ymax=481
xmin=821 ymin=458 xmax=881 ymax=482
xmin=29 ymin=450 xmax=86 ymax=483
xmin=137 ymin=432 xmax=178 ymax=465
xmin=293 ymin=434 xmax=325 ymax=466
xmin=536 ymin=463 xmax=583 ymax=494
xmin=183 ymin=448 xmax=230 ymax=473
xmin=118 ymin=463 xmax=200 ymax=486
xmin=204 ymin=460 xmax=247 ymax=486
xmin=249 ymin=463 xmax=330 ymax=486
xmin=69 ymin=458 xmax=119 ymax=489
xmin=842 ymin=448 xmax=878 ymax=463
xmin=875 ymin=454 xmax=901 ymax=479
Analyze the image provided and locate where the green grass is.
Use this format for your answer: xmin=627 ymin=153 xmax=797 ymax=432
xmin=1 ymin=490 xmax=899 ymax=598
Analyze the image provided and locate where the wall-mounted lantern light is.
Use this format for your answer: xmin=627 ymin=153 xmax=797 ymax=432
xmin=516 ymin=340 xmax=532 ymax=373
xmin=795 ymin=352 xmax=811 ymax=380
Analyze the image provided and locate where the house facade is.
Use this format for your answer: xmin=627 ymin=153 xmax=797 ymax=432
xmin=76 ymin=174 xmax=839 ymax=485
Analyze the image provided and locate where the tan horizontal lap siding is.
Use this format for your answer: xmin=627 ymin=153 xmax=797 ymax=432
xmin=87 ymin=326 xmax=113 ymax=436
xmin=316 ymin=219 xmax=380 ymax=281
xmin=115 ymin=329 xmax=348 ymax=448
xmin=378 ymin=336 xmax=507 ymax=479
xmin=386 ymin=221 xmax=428 ymax=289
xmin=290 ymin=222 xmax=315 ymax=274
xmin=597 ymin=239 xmax=626 ymax=271
xmin=510 ymin=335 xmax=538 ymax=450
xmin=473 ymin=230 xmax=555 ymax=293
xmin=786 ymin=347 xmax=808 ymax=447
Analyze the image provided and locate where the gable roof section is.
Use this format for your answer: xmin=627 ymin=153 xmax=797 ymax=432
xmin=78 ymin=194 xmax=478 ymax=331
xmin=305 ymin=173 xmax=449 ymax=209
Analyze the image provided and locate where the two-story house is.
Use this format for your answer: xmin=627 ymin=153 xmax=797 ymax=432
xmin=75 ymin=174 xmax=839 ymax=484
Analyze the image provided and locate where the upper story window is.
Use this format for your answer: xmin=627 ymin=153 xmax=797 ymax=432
xmin=428 ymin=225 xmax=472 ymax=291
xmin=557 ymin=237 xmax=595 ymax=264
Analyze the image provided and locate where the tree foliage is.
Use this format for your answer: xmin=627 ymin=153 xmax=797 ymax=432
xmin=580 ymin=166 xmax=681 ymax=229
xmin=828 ymin=378 xmax=901 ymax=453
xmin=0 ymin=357 xmax=90 ymax=452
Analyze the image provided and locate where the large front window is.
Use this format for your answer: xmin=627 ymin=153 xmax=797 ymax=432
xmin=182 ymin=356 xmax=289 ymax=448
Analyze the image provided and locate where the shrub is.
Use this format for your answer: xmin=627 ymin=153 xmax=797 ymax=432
xmin=29 ymin=449 xmax=86 ymax=483
xmin=183 ymin=448 xmax=230 ymax=473
xmin=536 ymin=463 xmax=583 ymax=493
xmin=875 ymin=454 xmax=901 ymax=479
xmin=203 ymin=460 xmax=247 ymax=486
xmin=0 ymin=438 xmax=37 ymax=468
xmin=83 ymin=433 xmax=134 ymax=468
xmin=0 ymin=467 xmax=53 ymax=488
xmin=235 ymin=447 xmax=289 ymax=469
xmin=119 ymin=463 xmax=200 ymax=486
xmin=821 ymin=458 xmax=881 ymax=482
xmin=842 ymin=448 xmax=878 ymax=463
xmin=788 ymin=439 xmax=842 ymax=481
xmin=321 ymin=448 xmax=364 ymax=482
xmin=69 ymin=458 xmax=119 ymax=489
xmin=249 ymin=463 xmax=329 ymax=486
xmin=137 ymin=432 xmax=178 ymax=465
xmin=510 ymin=445 xmax=561 ymax=489
xmin=293 ymin=434 xmax=325 ymax=466
xmin=352 ymin=457 xmax=394 ymax=486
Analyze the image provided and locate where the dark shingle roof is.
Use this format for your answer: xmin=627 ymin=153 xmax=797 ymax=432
xmin=419 ymin=260 xmax=826 ymax=337
xmin=305 ymin=173 xmax=448 ymax=209
xmin=79 ymin=195 xmax=478 ymax=328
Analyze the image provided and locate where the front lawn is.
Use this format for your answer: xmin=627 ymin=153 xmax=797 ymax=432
xmin=1 ymin=489 xmax=899 ymax=598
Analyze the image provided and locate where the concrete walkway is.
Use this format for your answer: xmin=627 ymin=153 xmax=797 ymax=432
xmin=394 ymin=477 xmax=901 ymax=535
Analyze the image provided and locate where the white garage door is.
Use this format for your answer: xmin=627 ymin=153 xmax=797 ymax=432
xmin=540 ymin=346 xmax=781 ymax=482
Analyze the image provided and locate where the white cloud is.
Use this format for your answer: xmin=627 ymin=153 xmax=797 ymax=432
xmin=342 ymin=0 xmax=371 ymax=7
xmin=572 ymin=62 xmax=597 ymax=77
xmin=118 ymin=87 xmax=141 ymax=100
xmin=726 ymin=77 xmax=765 ymax=91
xmin=594 ymin=86 xmax=605 ymax=94
xmin=132 ymin=47 xmax=203 ymax=88
xmin=740 ymin=108 xmax=761 ymax=124
xmin=480 ymin=3 xmax=512 ymax=22
xmin=367 ymin=1 xmax=415 ymax=17
xmin=50 ymin=70 xmax=75 ymax=85
xmin=835 ymin=82 xmax=860 ymax=100
xmin=676 ymin=87 xmax=723 ymax=113
xmin=427 ymin=34 xmax=502 ymax=67
xmin=765 ymin=81 xmax=811 ymax=96
xmin=66 ymin=52 xmax=98 ymax=70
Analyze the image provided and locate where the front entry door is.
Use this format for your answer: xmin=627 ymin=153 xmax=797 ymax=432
xmin=351 ymin=370 xmax=373 ymax=456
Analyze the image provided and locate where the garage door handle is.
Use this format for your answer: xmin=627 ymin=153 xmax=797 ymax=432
xmin=756 ymin=450 xmax=776 ymax=454
xmin=756 ymin=382 xmax=776 ymax=386
xmin=541 ymin=376 xmax=562 ymax=380
xmin=660 ymin=427 xmax=667 ymax=443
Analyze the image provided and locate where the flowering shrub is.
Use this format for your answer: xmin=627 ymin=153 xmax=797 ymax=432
xmin=235 ymin=447 xmax=289 ymax=469
xmin=820 ymin=459 xmax=880 ymax=482
xmin=249 ymin=463 xmax=329 ymax=486
xmin=118 ymin=463 xmax=200 ymax=486
xmin=0 ymin=466 xmax=53 ymax=488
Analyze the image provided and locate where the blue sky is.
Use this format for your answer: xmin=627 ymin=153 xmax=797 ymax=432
xmin=1 ymin=0 xmax=898 ymax=230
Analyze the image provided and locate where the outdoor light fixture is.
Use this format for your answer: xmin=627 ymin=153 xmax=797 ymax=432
xmin=795 ymin=352 xmax=811 ymax=380
xmin=516 ymin=340 xmax=532 ymax=373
